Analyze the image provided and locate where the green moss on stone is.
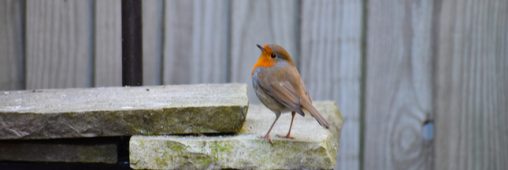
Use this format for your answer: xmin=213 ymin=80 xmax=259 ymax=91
xmin=166 ymin=141 xmax=187 ymax=153
xmin=210 ymin=141 xmax=233 ymax=161
xmin=154 ymin=156 xmax=169 ymax=168
xmin=194 ymin=154 xmax=213 ymax=166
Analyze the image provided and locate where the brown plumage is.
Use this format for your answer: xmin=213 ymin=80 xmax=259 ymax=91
xmin=251 ymin=43 xmax=329 ymax=143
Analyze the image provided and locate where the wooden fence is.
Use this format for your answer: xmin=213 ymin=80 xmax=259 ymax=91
xmin=0 ymin=0 xmax=507 ymax=170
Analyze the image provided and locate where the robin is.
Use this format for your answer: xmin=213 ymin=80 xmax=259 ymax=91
xmin=251 ymin=43 xmax=330 ymax=144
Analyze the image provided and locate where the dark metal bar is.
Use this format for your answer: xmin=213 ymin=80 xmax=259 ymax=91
xmin=121 ymin=0 xmax=143 ymax=86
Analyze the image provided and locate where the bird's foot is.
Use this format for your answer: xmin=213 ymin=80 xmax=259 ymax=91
xmin=259 ymin=135 xmax=273 ymax=145
xmin=276 ymin=134 xmax=294 ymax=139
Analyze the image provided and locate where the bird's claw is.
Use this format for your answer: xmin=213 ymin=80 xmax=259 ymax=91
xmin=260 ymin=135 xmax=273 ymax=145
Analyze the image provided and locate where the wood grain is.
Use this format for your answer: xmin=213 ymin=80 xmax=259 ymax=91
xmin=300 ymin=0 xmax=362 ymax=169
xmin=230 ymin=0 xmax=299 ymax=102
xmin=26 ymin=0 xmax=93 ymax=89
xmin=142 ymin=0 xmax=163 ymax=85
xmin=434 ymin=0 xmax=508 ymax=169
xmin=364 ymin=0 xmax=434 ymax=169
xmin=95 ymin=0 xmax=122 ymax=87
xmin=162 ymin=0 xmax=229 ymax=84
xmin=0 ymin=0 xmax=24 ymax=90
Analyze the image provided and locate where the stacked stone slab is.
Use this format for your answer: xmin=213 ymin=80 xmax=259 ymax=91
xmin=0 ymin=84 xmax=248 ymax=163
xmin=0 ymin=84 xmax=343 ymax=169
xmin=130 ymin=102 xmax=343 ymax=169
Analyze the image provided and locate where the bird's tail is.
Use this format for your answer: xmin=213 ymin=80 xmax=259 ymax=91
xmin=302 ymin=102 xmax=330 ymax=129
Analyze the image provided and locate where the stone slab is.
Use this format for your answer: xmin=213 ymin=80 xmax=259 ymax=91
xmin=0 ymin=84 xmax=248 ymax=139
xmin=130 ymin=101 xmax=343 ymax=169
xmin=0 ymin=139 xmax=117 ymax=164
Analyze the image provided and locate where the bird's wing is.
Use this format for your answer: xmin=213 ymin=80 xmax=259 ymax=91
xmin=256 ymin=64 xmax=330 ymax=128
xmin=257 ymin=65 xmax=306 ymax=115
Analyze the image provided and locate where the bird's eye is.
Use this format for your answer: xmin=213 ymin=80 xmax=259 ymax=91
xmin=270 ymin=54 xmax=276 ymax=58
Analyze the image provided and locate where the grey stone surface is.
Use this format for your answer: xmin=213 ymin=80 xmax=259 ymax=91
xmin=130 ymin=101 xmax=343 ymax=170
xmin=0 ymin=84 xmax=248 ymax=139
xmin=0 ymin=141 xmax=117 ymax=163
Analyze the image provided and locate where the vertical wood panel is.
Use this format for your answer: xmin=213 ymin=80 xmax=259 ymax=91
xmin=435 ymin=0 xmax=508 ymax=169
xmin=142 ymin=0 xmax=163 ymax=85
xmin=95 ymin=0 xmax=122 ymax=87
xmin=230 ymin=0 xmax=299 ymax=102
xmin=0 ymin=0 xmax=24 ymax=90
xmin=300 ymin=0 xmax=362 ymax=169
xmin=364 ymin=0 xmax=434 ymax=169
xmin=26 ymin=0 xmax=93 ymax=89
xmin=163 ymin=0 xmax=229 ymax=84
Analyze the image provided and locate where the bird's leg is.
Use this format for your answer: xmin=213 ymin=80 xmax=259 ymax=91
xmin=261 ymin=113 xmax=280 ymax=144
xmin=277 ymin=112 xmax=296 ymax=139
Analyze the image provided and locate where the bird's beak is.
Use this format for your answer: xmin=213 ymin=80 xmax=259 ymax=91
xmin=256 ymin=44 xmax=264 ymax=51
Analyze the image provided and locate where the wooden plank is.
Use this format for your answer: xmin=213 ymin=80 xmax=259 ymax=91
xmin=142 ymin=0 xmax=163 ymax=85
xmin=300 ymin=0 xmax=362 ymax=169
xmin=230 ymin=0 xmax=299 ymax=102
xmin=95 ymin=0 xmax=122 ymax=87
xmin=434 ymin=0 xmax=508 ymax=169
xmin=121 ymin=0 xmax=143 ymax=86
xmin=162 ymin=0 xmax=229 ymax=84
xmin=364 ymin=0 xmax=434 ymax=169
xmin=0 ymin=0 xmax=24 ymax=90
xmin=26 ymin=0 xmax=93 ymax=89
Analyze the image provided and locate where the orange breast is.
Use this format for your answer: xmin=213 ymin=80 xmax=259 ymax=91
xmin=251 ymin=55 xmax=275 ymax=76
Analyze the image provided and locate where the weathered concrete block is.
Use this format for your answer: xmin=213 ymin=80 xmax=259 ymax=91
xmin=0 ymin=84 xmax=248 ymax=139
xmin=130 ymin=101 xmax=343 ymax=170
xmin=0 ymin=139 xmax=117 ymax=164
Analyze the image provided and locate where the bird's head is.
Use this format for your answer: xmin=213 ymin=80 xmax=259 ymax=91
xmin=251 ymin=43 xmax=295 ymax=75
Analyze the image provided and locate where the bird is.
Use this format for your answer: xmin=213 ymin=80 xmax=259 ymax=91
xmin=251 ymin=43 xmax=330 ymax=144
